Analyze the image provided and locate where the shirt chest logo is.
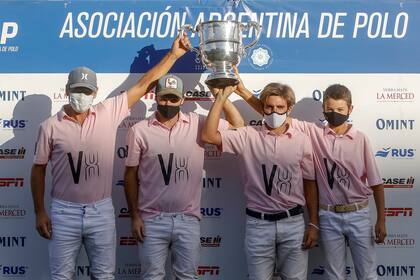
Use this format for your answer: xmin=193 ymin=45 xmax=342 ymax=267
xmin=261 ymin=164 xmax=292 ymax=196
xmin=158 ymin=153 xmax=190 ymax=185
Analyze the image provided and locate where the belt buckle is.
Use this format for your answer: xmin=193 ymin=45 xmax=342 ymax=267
xmin=333 ymin=204 xmax=347 ymax=213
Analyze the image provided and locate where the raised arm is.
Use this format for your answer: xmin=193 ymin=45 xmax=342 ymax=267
xmin=202 ymin=86 xmax=236 ymax=145
xmin=233 ymin=66 xmax=264 ymax=115
xmin=219 ymin=94 xmax=244 ymax=129
xmin=126 ymin=34 xmax=191 ymax=108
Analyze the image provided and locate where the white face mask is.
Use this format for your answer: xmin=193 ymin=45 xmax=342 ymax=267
xmin=264 ymin=111 xmax=287 ymax=129
xmin=69 ymin=93 xmax=94 ymax=113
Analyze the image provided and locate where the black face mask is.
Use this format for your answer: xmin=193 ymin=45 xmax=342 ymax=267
xmin=157 ymin=104 xmax=180 ymax=119
xmin=323 ymin=111 xmax=349 ymax=127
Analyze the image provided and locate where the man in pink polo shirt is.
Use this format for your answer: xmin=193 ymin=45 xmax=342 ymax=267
xmin=31 ymin=35 xmax=193 ymax=279
xmin=202 ymin=84 xmax=319 ymax=280
xmin=124 ymin=76 xmax=244 ymax=279
xmin=234 ymin=78 xmax=386 ymax=279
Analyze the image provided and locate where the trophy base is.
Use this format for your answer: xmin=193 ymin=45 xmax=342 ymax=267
xmin=205 ymin=72 xmax=239 ymax=88
xmin=205 ymin=78 xmax=239 ymax=88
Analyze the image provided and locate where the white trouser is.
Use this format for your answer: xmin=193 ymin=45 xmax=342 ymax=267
xmin=49 ymin=198 xmax=116 ymax=280
xmin=139 ymin=213 xmax=200 ymax=280
xmin=245 ymin=214 xmax=308 ymax=280
xmin=319 ymin=207 xmax=377 ymax=280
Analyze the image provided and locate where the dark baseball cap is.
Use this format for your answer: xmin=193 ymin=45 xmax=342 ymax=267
xmin=155 ymin=74 xmax=184 ymax=98
xmin=66 ymin=66 xmax=98 ymax=92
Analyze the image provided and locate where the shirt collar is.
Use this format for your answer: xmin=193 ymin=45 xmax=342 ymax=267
xmin=261 ymin=123 xmax=294 ymax=138
xmin=147 ymin=111 xmax=189 ymax=127
xmin=58 ymin=105 xmax=96 ymax=122
xmin=323 ymin=123 xmax=356 ymax=139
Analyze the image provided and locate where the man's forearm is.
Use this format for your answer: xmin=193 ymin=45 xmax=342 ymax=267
xmin=372 ymin=184 xmax=385 ymax=222
xmin=236 ymin=88 xmax=264 ymax=115
xmin=222 ymin=99 xmax=244 ymax=128
xmin=31 ymin=165 xmax=47 ymax=214
xmin=202 ymin=96 xmax=226 ymax=145
xmin=124 ymin=168 xmax=140 ymax=218
xmin=303 ymin=179 xmax=319 ymax=225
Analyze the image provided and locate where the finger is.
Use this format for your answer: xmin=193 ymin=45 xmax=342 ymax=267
xmin=132 ymin=229 xmax=141 ymax=243
xmin=139 ymin=226 xmax=145 ymax=243
xmin=40 ymin=224 xmax=51 ymax=239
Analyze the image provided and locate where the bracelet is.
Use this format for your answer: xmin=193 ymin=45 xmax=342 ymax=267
xmin=308 ymin=222 xmax=320 ymax=230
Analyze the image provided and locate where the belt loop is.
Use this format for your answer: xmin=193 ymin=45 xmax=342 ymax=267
xmin=285 ymin=209 xmax=291 ymax=217
xmin=355 ymin=202 xmax=359 ymax=211
xmin=261 ymin=213 xmax=265 ymax=220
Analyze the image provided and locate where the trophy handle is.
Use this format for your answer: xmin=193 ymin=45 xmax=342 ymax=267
xmin=179 ymin=24 xmax=201 ymax=63
xmin=241 ymin=21 xmax=262 ymax=53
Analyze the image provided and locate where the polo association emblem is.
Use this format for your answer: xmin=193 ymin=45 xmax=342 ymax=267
xmin=166 ymin=77 xmax=177 ymax=89
xmin=251 ymin=47 xmax=270 ymax=67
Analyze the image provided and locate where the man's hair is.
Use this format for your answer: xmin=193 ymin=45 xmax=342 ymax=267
xmin=323 ymin=84 xmax=352 ymax=106
xmin=259 ymin=82 xmax=296 ymax=108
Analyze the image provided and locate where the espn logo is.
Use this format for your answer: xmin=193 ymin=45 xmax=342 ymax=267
xmin=119 ymin=237 xmax=137 ymax=246
xmin=197 ymin=266 xmax=219 ymax=276
xmin=385 ymin=208 xmax=413 ymax=217
xmin=0 ymin=178 xmax=23 ymax=187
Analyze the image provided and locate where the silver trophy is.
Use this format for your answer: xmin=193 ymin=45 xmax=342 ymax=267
xmin=180 ymin=20 xmax=261 ymax=87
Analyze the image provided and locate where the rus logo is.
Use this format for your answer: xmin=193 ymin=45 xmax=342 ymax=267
xmin=200 ymin=208 xmax=223 ymax=218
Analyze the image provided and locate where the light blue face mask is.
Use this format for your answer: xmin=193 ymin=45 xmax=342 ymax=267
xmin=263 ymin=111 xmax=287 ymax=128
xmin=69 ymin=93 xmax=94 ymax=113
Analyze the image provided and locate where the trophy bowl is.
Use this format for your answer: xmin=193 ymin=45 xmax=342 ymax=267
xmin=180 ymin=20 xmax=261 ymax=88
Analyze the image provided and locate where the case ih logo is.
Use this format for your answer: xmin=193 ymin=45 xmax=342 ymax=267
xmin=201 ymin=236 xmax=222 ymax=248
xmin=118 ymin=208 xmax=130 ymax=218
xmin=385 ymin=207 xmax=413 ymax=217
xmin=197 ymin=266 xmax=219 ymax=276
xmin=119 ymin=236 xmax=137 ymax=246
xmin=0 ymin=147 xmax=26 ymax=159
xmin=0 ymin=178 xmax=23 ymax=188
xmin=383 ymin=177 xmax=414 ymax=188
xmin=184 ymin=90 xmax=213 ymax=101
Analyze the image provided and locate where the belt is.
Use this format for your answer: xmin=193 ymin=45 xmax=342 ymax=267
xmin=246 ymin=205 xmax=303 ymax=221
xmin=319 ymin=200 xmax=368 ymax=213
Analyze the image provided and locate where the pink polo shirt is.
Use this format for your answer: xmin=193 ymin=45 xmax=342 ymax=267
xmin=125 ymin=112 xmax=228 ymax=219
xmin=220 ymin=125 xmax=315 ymax=213
xmin=34 ymin=93 xmax=129 ymax=203
xmin=291 ymin=119 xmax=382 ymax=205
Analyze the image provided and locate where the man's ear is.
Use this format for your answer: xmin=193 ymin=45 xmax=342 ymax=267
xmin=348 ymin=105 xmax=354 ymax=115
xmin=93 ymin=89 xmax=98 ymax=99
xmin=287 ymin=105 xmax=294 ymax=114
xmin=180 ymin=98 xmax=185 ymax=106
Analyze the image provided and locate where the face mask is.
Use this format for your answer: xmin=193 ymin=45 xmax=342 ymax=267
xmin=69 ymin=93 xmax=94 ymax=113
xmin=323 ymin=111 xmax=349 ymax=127
xmin=263 ymin=111 xmax=287 ymax=129
xmin=157 ymin=104 xmax=180 ymax=119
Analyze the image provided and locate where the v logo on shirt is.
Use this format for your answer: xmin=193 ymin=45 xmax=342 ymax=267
xmin=67 ymin=151 xmax=100 ymax=184
xmin=323 ymin=158 xmax=350 ymax=190
xmin=158 ymin=153 xmax=189 ymax=185
xmin=262 ymin=164 xmax=292 ymax=196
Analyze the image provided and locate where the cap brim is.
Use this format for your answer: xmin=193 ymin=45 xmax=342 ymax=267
xmin=156 ymin=88 xmax=183 ymax=98
xmin=69 ymin=82 xmax=97 ymax=92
